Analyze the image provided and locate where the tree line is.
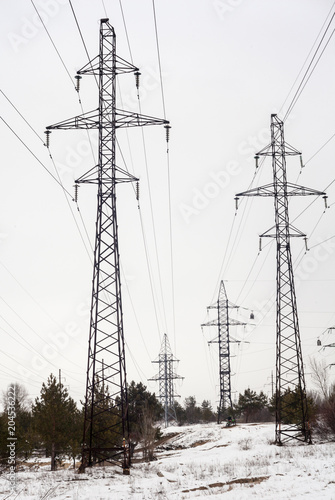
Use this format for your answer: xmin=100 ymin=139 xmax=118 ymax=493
xmin=0 ymin=358 xmax=334 ymax=470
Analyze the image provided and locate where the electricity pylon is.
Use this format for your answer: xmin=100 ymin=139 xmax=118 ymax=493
xmin=149 ymin=334 xmax=183 ymax=428
xmin=47 ymin=19 xmax=169 ymax=472
xmin=202 ymin=281 xmax=247 ymax=423
xmin=236 ymin=114 xmax=326 ymax=444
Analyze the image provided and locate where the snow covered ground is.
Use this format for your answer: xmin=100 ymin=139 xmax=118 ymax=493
xmin=1 ymin=423 xmax=334 ymax=499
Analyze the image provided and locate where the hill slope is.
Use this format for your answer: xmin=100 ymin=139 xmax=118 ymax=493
xmin=1 ymin=423 xmax=334 ymax=499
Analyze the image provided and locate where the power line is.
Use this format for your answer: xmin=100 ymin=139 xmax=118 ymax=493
xmin=1 ymin=85 xmax=95 ymax=262
xmin=47 ymin=145 xmax=94 ymax=262
xmin=0 ymin=115 xmax=72 ymax=197
xmin=0 ymin=98 xmax=96 ymax=384
xmin=119 ymin=0 xmax=134 ymax=65
xmin=30 ymin=0 xmax=98 ymax=251
xmin=0 ymin=296 xmax=84 ymax=375
xmin=0 ymin=89 xmax=45 ymax=145
xmin=113 ymin=32 xmax=166 ymax=343
xmin=138 ymin=207 xmax=164 ymax=340
xmin=151 ymin=0 xmax=175 ymax=347
xmin=31 ymin=0 xmax=75 ymax=89
xmin=121 ymin=265 xmax=153 ymax=363
xmin=283 ymin=7 xmax=335 ymax=120
xmin=30 ymin=0 xmax=99 ymax=172
xmin=117 ymin=5 xmax=172 ymax=341
xmin=114 ymin=108 xmax=164 ymax=349
xmin=1 ymin=87 xmax=95 ymax=285
xmin=305 ymin=132 xmax=335 ymax=166
xmin=138 ymin=113 xmax=168 ymax=335
xmin=68 ymin=0 xmax=92 ymax=64
xmin=230 ymin=141 xmax=333 ymax=313
xmin=280 ymin=1 xmax=335 ymax=116
xmin=0 ymin=259 xmax=74 ymax=331
xmin=152 ymin=0 xmax=167 ymax=120
xmin=308 ymin=235 xmax=335 ymax=251
xmin=43 ymin=5 xmax=164 ymax=373
xmin=211 ymin=167 xmax=259 ymax=304
xmin=166 ymin=146 xmax=176 ymax=347
xmin=101 ymin=0 xmax=108 ymax=18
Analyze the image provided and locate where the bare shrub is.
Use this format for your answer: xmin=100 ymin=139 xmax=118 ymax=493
xmin=309 ymin=358 xmax=335 ymax=438
xmin=238 ymin=437 xmax=252 ymax=450
xmin=315 ymin=386 xmax=335 ymax=438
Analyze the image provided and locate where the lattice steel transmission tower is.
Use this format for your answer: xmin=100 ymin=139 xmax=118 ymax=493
xmin=202 ymin=281 xmax=247 ymax=423
xmin=47 ymin=19 xmax=169 ymax=472
xmin=149 ymin=334 xmax=183 ymax=428
xmin=236 ymin=114 xmax=326 ymax=444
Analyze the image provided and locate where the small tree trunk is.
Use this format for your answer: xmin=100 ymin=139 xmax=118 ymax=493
xmin=51 ymin=442 xmax=56 ymax=471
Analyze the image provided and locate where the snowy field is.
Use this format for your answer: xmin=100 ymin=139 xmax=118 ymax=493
xmin=1 ymin=423 xmax=335 ymax=499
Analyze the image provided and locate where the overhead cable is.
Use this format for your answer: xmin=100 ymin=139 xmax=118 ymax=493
xmin=283 ymin=7 xmax=335 ymax=120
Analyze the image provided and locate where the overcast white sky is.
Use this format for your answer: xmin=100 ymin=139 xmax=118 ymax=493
xmin=0 ymin=0 xmax=334 ymax=410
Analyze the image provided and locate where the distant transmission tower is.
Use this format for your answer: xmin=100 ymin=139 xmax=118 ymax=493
xmin=149 ymin=334 xmax=183 ymax=427
xmin=202 ymin=281 xmax=247 ymax=423
xmin=236 ymin=114 xmax=326 ymax=444
xmin=47 ymin=19 xmax=169 ymax=472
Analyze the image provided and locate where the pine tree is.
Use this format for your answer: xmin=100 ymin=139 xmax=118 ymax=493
xmin=268 ymin=387 xmax=317 ymax=426
xmin=32 ymin=374 xmax=81 ymax=471
xmin=201 ymin=400 xmax=216 ymax=422
xmin=235 ymin=389 xmax=268 ymax=423
xmin=67 ymin=408 xmax=84 ymax=469
xmin=127 ymin=381 xmax=163 ymax=436
xmin=173 ymin=401 xmax=186 ymax=426
xmin=184 ymin=396 xmax=202 ymax=424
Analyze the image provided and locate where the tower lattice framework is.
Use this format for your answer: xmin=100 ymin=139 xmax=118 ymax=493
xmin=47 ymin=19 xmax=168 ymax=471
xmin=149 ymin=334 xmax=183 ymax=427
xmin=236 ymin=114 xmax=326 ymax=444
xmin=202 ymin=281 xmax=246 ymax=423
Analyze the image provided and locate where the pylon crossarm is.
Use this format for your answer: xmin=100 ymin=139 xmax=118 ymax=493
xmin=260 ymin=224 xmax=306 ymax=239
xmin=47 ymin=109 xmax=168 ymax=131
xmin=77 ymin=54 xmax=100 ymax=75
xmin=236 ymin=183 xmax=275 ymax=197
xmin=284 ymin=182 xmax=325 ymax=197
xmin=257 ymin=141 xmax=301 ymax=157
xmin=115 ymin=55 xmax=139 ymax=74
xmin=227 ymin=300 xmax=240 ymax=309
xmin=230 ymin=337 xmax=249 ymax=344
xmin=115 ymin=109 xmax=169 ymax=128
xmin=76 ymin=165 xmax=138 ymax=185
xmin=208 ymin=336 xmax=219 ymax=344
xmin=77 ymin=54 xmax=139 ymax=76
xmin=47 ymin=110 xmax=99 ymax=130
xmin=229 ymin=319 xmax=247 ymax=327
xmin=201 ymin=319 xmax=219 ymax=328
xmin=237 ymin=182 xmax=325 ymax=199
